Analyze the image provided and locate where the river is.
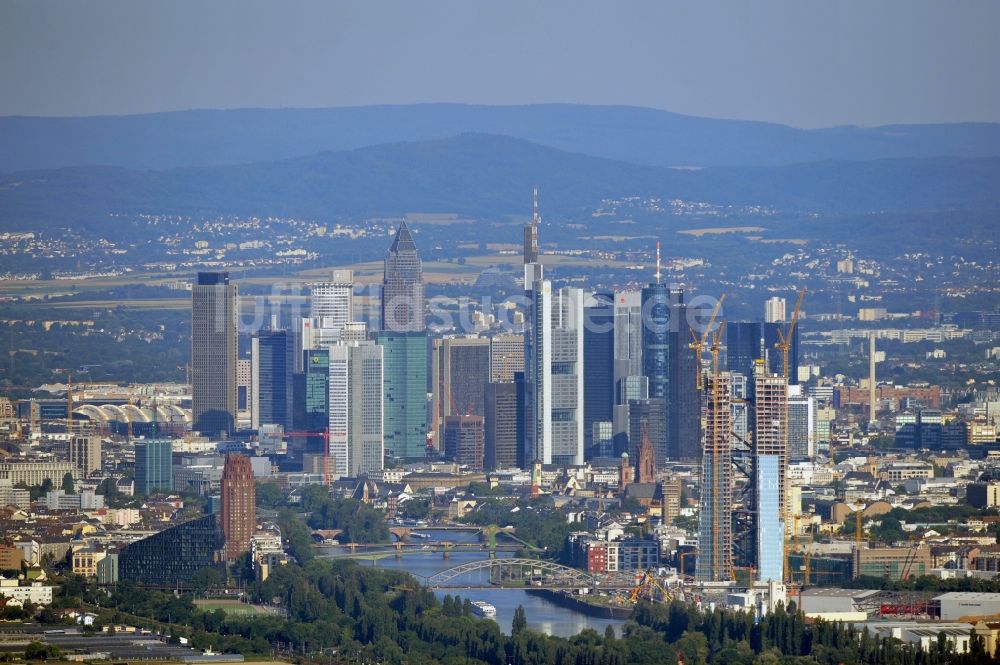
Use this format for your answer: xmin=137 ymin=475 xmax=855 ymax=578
xmin=316 ymin=529 xmax=628 ymax=637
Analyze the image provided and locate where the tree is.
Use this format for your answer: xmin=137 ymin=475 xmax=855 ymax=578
xmin=512 ymin=605 xmax=527 ymax=635
xmin=62 ymin=472 xmax=75 ymax=494
xmin=191 ymin=566 xmax=221 ymax=595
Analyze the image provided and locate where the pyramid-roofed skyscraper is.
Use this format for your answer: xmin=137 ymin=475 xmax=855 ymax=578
xmin=381 ymin=221 xmax=425 ymax=332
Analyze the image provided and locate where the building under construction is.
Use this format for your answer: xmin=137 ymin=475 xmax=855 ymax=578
xmin=696 ymin=372 xmax=734 ymax=582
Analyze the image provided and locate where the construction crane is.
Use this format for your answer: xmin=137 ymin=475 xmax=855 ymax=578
xmin=775 ymin=288 xmax=806 ymax=383
xmin=626 ymin=569 xmax=674 ymax=604
xmin=688 ymin=294 xmax=725 ymax=391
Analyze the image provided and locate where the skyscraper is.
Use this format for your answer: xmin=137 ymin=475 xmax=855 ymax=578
xmin=69 ymin=435 xmax=101 ymax=477
xmin=310 ymin=270 xmax=354 ymax=322
xmin=251 ymin=329 xmax=293 ymax=430
xmin=432 ymin=337 xmax=490 ymax=445
xmin=220 ymin=454 xmax=255 ymax=562
xmin=328 ymin=342 xmax=384 ymax=478
xmin=489 ymin=333 xmax=524 ymax=383
xmin=755 ymin=454 xmax=785 ymax=583
xmin=726 ymin=321 xmax=763 ymax=382
xmin=613 ymin=290 xmax=644 ymax=402
xmin=524 ymin=281 xmax=585 ymax=466
xmin=765 ymin=297 xmax=786 ymax=324
xmin=134 ymin=439 xmax=173 ymax=496
xmin=485 ymin=382 xmax=520 ymax=471
xmin=382 ymin=222 xmax=425 ymax=332
xmin=376 ymin=331 xmax=428 ymax=461
xmin=192 ymin=272 xmax=237 ymax=437
xmin=640 ymin=282 xmax=670 ymax=406
xmin=754 ymin=360 xmax=790 ymax=538
xmin=668 ymin=289 xmax=701 ymax=461
xmin=444 ymin=415 xmax=485 ymax=470
xmin=787 ymin=385 xmax=815 ymax=461
xmin=695 ymin=371 xmax=733 ymax=582
xmin=583 ymin=293 xmax=615 ymax=460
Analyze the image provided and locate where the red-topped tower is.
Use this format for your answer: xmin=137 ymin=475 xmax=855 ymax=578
xmin=221 ymin=454 xmax=256 ymax=562
xmin=636 ymin=426 xmax=656 ymax=485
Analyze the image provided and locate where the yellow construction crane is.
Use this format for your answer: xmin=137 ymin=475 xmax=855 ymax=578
xmin=689 ymin=294 xmax=725 ymax=391
xmin=626 ymin=569 xmax=674 ymax=604
xmin=775 ymin=288 xmax=806 ymax=383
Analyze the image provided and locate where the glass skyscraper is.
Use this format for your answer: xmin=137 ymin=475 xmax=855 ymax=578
xmin=756 ymin=454 xmax=785 ymax=583
xmin=583 ymin=294 xmax=615 ymax=460
xmin=191 ymin=272 xmax=237 ymax=437
xmin=251 ymin=329 xmax=293 ymax=430
xmin=134 ymin=439 xmax=173 ymax=495
xmin=382 ymin=222 xmax=425 ymax=332
xmin=377 ymin=331 xmax=428 ymax=461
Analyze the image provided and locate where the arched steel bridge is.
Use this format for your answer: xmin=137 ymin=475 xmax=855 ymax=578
xmin=424 ymin=558 xmax=634 ymax=590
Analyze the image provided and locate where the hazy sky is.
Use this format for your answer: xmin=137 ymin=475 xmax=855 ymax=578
xmin=1 ymin=0 xmax=998 ymax=127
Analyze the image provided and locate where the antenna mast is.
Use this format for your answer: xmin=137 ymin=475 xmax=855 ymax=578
xmin=655 ymin=241 xmax=662 ymax=284
xmin=532 ymin=185 xmax=540 ymax=225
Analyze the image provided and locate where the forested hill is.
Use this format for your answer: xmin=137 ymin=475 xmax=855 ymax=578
xmin=1 ymin=133 xmax=998 ymax=235
xmin=2 ymin=103 xmax=1000 ymax=172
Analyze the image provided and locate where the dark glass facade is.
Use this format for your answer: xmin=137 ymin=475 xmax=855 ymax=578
xmin=583 ymin=296 xmax=615 ymax=460
xmin=118 ymin=514 xmax=221 ymax=585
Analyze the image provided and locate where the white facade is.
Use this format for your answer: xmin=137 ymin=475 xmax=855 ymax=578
xmin=310 ymin=271 xmax=354 ymax=323
xmin=328 ymin=342 xmax=384 ymax=479
xmin=765 ymin=297 xmax=786 ymax=323
xmin=0 ymin=579 xmax=53 ymax=606
xmin=525 ymin=280 xmax=584 ymax=466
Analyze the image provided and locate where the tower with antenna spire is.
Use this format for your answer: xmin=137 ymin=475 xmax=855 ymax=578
xmin=523 ymin=185 xmax=540 ymax=266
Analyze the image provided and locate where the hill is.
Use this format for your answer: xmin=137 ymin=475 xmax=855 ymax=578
xmin=2 ymin=104 xmax=1000 ymax=172
xmin=1 ymin=133 xmax=997 ymax=235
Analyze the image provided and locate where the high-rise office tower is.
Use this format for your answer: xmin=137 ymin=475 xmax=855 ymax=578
xmin=220 ymin=453 xmax=255 ymax=562
xmin=382 ymin=222 xmax=425 ymax=332
xmin=765 ymin=297 xmax=786 ymax=323
xmin=300 ymin=271 xmax=354 ymax=373
xmin=310 ymin=270 xmax=354 ymax=322
xmin=763 ymin=323 xmax=800 ymax=385
xmin=69 ymin=435 xmax=101 ymax=477
xmin=293 ymin=348 xmax=330 ymax=466
xmin=627 ymin=398 xmax=667 ymax=468
xmin=755 ymin=454 xmax=785 ymax=583
xmin=584 ymin=293 xmax=615 ymax=460
xmin=251 ymin=330 xmax=293 ymax=430
xmin=376 ymin=331 xmax=428 ymax=461
xmin=640 ymin=283 xmax=670 ymax=405
xmin=524 ymin=281 xmax=585 ymax=466
xmin=613 ymin=290 xmax=644 ymax=400
xmin=134 ymin=439 xmax=173 ymax=495
xmin=489 ymin=333 xmax=524 ymax=383
xmin=432 ymin=337 xmax=490 ymax=445
xmin=754 ymin=360 xmax=790 ymax=537
xmin=192 ymin=272 xmax=237 ymax=437
xmin=444 ymin=415 xmax=485 ymax=470
xmin=668 ymin=289 xmax=701 ymax=461
xmin=236 ymin=358 xmax=252 ymax=426
xmin=787 ymin=385 xmax=815 ymax=461
xmin=695 ymin=371 xmax=733 ymax=582
xmin=726 ymin=321 xmax=763 ymax=383
xmin=485 ymin=382 xmax=521 ymax=471
xmin=328 ymin=342 xmax=384 ymax=478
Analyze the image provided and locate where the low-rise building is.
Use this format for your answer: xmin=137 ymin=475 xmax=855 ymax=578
xmin=0 ymin=578 xmax=53 ymax=606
